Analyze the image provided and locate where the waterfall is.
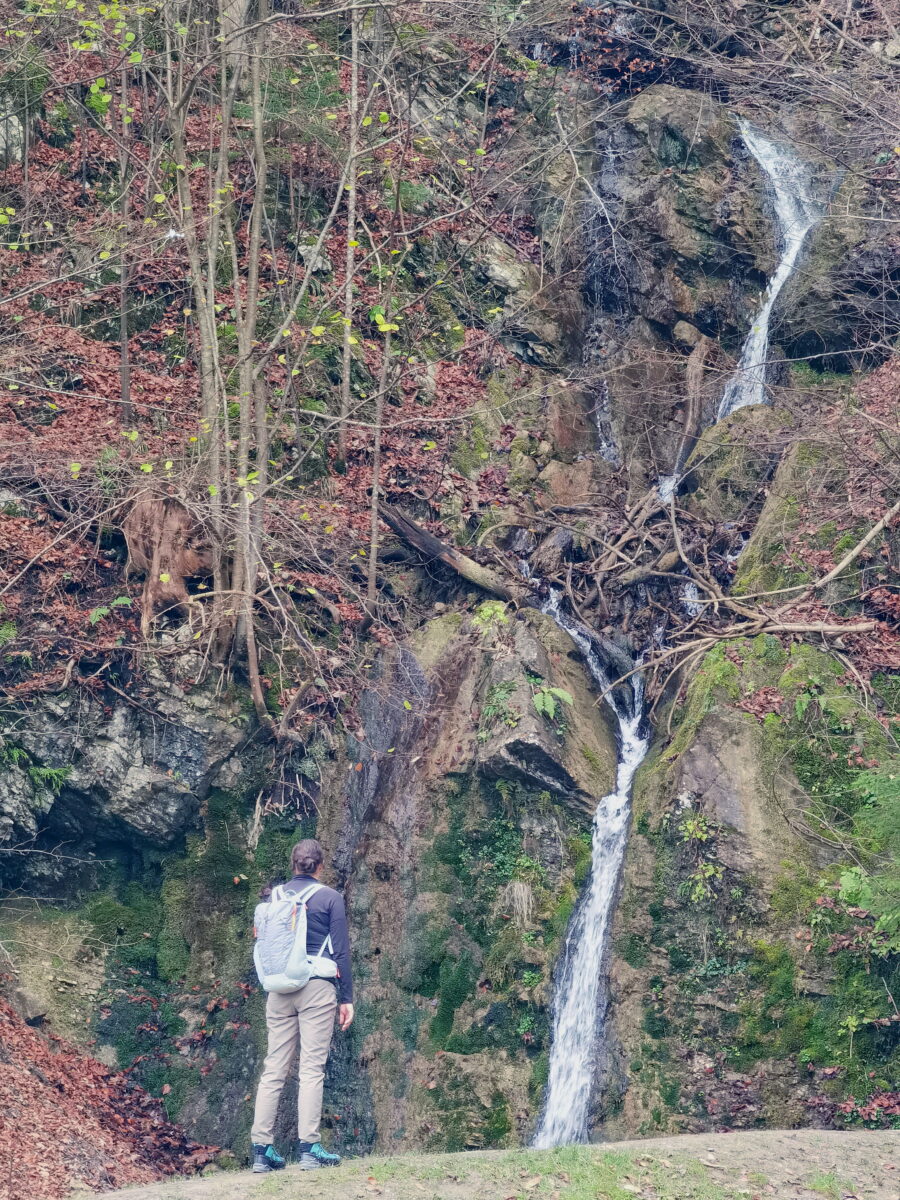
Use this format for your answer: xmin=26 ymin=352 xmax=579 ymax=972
xmin=717 ymin=122 xmax=824 ymax=420
xmin=681 ymin=578 xmax=703 ymax=618
xmin=526 ymin=117 xmax=824 ymax=1141
xmin=590 ymin=378 xmax=621 ymax=465
xmin=532 ymin=589 xmax=649 ymax=1148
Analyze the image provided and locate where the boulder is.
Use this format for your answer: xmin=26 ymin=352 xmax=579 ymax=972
xmin=0 ymin=112 xmax=24 ymax=167
xmin=477 ymin=612 xmax=618 ymax=818
xmin=535 ymin=458 xmax=595 ymax=507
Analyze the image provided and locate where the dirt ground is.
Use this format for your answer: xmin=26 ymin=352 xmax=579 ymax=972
xmin=91 ymin=1130 xmax=900 ymax=1200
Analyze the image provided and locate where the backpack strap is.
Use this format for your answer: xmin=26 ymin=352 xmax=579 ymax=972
xmin=289 ymin=882 xmax=324 ymax=905
xmin=314 ymin=933 xmax=334 ymax=959
xmin=282 ymin=883 xmax=334 ymax=959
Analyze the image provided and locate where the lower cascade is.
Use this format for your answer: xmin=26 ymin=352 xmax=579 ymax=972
xmin=533 ymin=591 xmax=650 ymax=1147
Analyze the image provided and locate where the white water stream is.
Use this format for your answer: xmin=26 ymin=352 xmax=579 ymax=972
xmin=655 ymin=125 xmax=824 ymax=501
xmin=532 ymin=590 xmax=649 ymax=1148
xmin=528 ymin=119 xmax=824 ymax=1145
xmin=717 ymin=122 xmax=824 ymax=420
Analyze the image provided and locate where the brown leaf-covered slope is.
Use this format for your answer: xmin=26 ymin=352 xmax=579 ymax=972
xmin=0 ymin=996 xmax=215 ymax=1199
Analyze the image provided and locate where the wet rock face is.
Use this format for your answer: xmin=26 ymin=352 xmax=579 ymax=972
xmin=477 ymin=614 xmax=618 ymax=818
xmin=0 ymin=681 xmax=246 ymax=890
xmin=594 ymin=85 xmax=760 ymax=337
xmin=310 ymin=610 xmax=621 ymax=1152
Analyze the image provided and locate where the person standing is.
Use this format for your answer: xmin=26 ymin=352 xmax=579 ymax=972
xmin=250 ymin=839 xmax=354 ymax=1172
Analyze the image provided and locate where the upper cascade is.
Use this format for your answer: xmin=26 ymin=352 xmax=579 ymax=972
xmin=717 ymin=121 xmax=826 ymax=419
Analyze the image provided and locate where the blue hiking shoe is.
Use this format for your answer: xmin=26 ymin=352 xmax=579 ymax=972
xmin=298 ymin=1141 xmax=342 ymax=1169
xmin=251 ymin=1144 xmax=286 ymax=1173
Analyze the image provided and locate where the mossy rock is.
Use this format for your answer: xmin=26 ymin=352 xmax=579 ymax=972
xmin=682 ymin=405 xmax=793 ymax=525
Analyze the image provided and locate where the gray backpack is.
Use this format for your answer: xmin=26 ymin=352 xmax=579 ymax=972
xmin=253 ymin=882 xmax=338 ymax=994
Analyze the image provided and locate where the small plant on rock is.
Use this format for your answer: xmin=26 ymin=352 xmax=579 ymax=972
xmin=531 ymin=683 xmax=574 ymax=721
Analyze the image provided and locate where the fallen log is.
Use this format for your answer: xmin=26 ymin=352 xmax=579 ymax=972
xmin=379 ymin=504 xmax=518 ymax=601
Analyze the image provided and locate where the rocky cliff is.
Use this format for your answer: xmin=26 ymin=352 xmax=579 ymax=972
xmin=1 ymin=0 xmax=898 ymax=1167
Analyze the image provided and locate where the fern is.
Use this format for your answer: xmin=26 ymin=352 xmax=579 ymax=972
xmin=0 ymin=743 xmax=29 ymax=766
xmin=532 ymin=685 xmax=574 ymax=721
xmin=27 ymin=765 xmax=70 ymax=794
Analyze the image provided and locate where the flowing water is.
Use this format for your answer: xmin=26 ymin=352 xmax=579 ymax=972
xmin=532 ymin=590 xmax=650 ymax=1148
xmin=681 ymin=578 xmax=704 ymax=619
xmin=528 ymin=116 xmax=822 ymax=1144
xmin=717 ymin=122 xmax=824 ymax=420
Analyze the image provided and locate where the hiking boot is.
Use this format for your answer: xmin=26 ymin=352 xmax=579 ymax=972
xmin=251 ymin=1144 xmax=286 ymax=1173
xmin=297 ymin=1141 xmax=342 ymax=1169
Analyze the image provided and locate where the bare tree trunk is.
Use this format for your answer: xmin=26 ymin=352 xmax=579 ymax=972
xmin=119 ymin=64 xmax=133 ymax=425
xmin=366 ymin=327 xmax=391 ymax=607
xmin=337 ymin=2 xmax=361 ymax=468
xmin=230 ymin=27 xmax=271 ymax=722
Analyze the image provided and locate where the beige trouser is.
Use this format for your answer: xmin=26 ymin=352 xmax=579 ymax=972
xmin=250 ymin=978 xmax=338 ymax=1145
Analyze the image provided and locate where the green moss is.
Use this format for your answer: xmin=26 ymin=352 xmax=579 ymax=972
xmin=769 ymin=863 xmax=820 ymax=924
xmin=667 ymin=945 xmax=692 ymax=972
xmin=664 ymin=645 xmax=740 ymax=761
xmin=545 ymin=883 xmax=576 ymax=941
xmin=642 ymin=1005 xmax=671 ymax=1039
xmin=452 ymin=417 xmax=490 ymax=478
xmin=529 ymin=1051 xmax=549 ymax=1096
xmin=157 ymin=877 xmax=190 ymax=981
xmin=390 ymin=1002 xmax=423 ymax=1053
xmin=430 ymin=956 xmax=477 ymax=1046
xmin=482 ymin=1092 xmax=512 ymax=1145
xmin=618 ymin=933 xmax=649 ymax=968
xmin=84 ymin=884 xmax=163 ymax=971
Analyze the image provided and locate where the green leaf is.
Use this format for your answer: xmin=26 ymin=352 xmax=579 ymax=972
xmin=111 ymin=596 xmax=132 ymax=607
xmin=159 ymin=573 xmax=170 ymax=583
xmin=378 ymin=111 xmax=389 ymax=123
xmin=361 ymin=116 xmax=372 ymax=127
xmin=88 ymin=606 xmax=111 ymax=625
xmin=139 ymin=462 xmax=153 ymax=472
xmin=128 ymin=50 xmax=142 ymax=63
xmin=549 ymin=687 xmax=574 ymax=706
xmin=403 ymin=699 xmax=412 ymax=710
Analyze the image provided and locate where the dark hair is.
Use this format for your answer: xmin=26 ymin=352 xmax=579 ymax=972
xmin=291 ymin=838 xmax=324 ymax=877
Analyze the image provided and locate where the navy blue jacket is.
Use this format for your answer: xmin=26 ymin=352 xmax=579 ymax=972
xmin=283 ymin=875 xmax=353 ymax=1004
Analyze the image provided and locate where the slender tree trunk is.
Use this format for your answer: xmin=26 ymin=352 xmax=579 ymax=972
xmin=337 ymin=3 xmax=360 ymax=468
xmin=367 ymin=328 xmax=391 ymax=607
xmin=230 ymin=28 xmax=271 ymax=721
xmin=119 ymin=65 xmax=133 ymax=425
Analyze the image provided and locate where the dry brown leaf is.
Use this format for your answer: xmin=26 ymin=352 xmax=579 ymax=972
xmin=523 ymin=1176 xmax=542 ymax=1191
